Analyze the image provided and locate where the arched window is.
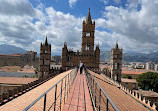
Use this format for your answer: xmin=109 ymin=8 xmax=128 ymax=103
xmin=86 ymin=32 xmax=90 ymax=36
xmin=68 ymin=56 xmax=71 ymax=61
xmin=115 ymin=63 xmax=117 ymax=69
xmin=115 ymin=63 xmax=119 ymax=69
xmin=117 ymin=63 xmax=119 ymax=69
xmin=86 ymin=44 xmax=90 ymax=50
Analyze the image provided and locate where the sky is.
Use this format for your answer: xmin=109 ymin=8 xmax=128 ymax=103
xmin=0 ymin=0 xmax=158 ymax=54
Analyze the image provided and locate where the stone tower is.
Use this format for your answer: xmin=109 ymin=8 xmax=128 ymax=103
xmin=82 ymin=8 xmax=95 ymax=54
xmin=39 ymin=37 xmax=51 ymax=78
xmin=110 ymin=42 xmax=122 ymax=82
xmin=61 ymin=8 xmax=100 ymax=69
xmin=95 ymin=44 xmax=100 ymax=69
xmin=62 ymin=42 xmax=68 ymax=70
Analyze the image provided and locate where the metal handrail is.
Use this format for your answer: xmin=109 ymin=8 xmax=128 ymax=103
xmin=23 ymin=68 xmax=77 ymax=111
xmin=85 ymin=68 xmax=119 ymax=111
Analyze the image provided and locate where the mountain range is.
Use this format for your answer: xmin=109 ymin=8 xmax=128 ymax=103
xmin=100 ymin=51 xmax=158 ymax=63
xmin=0 ymin=44 xmax=27 ymax=54
xmin=0 ymin=44 xmax=157 ymax=63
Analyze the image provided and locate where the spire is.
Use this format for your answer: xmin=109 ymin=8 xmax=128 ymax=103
xmin=64 ymin=42 xmax=67 ymax=48
xmin=45 ymin=36 xmax=48 ymax=45
xmin=86 ymin=8 xmax=92 ymax=24
xmin=40 ymin=42 xmax=42 ymax=48
xmin=115 ymin=41 xmax=118 ymax=49
xmin=96 ymin=42 xmax=99 ymax=48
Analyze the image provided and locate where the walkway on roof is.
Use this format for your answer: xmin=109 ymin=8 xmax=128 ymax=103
xmin=89 ymin=70 xmax=149 ymax=111
xmin=62 ymin=70 xmax=93 ymax=111
xmin=0 ymin=70 xmax=72 ymax=111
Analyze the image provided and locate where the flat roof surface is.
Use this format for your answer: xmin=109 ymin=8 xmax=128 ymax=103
xmin=0 ymin=54 xmax=23 ymax=57
xmin=0 ymin=72 xmax=35 ymax=78
xmin=135 ymin=90 xmax=158 ymax=97
xmin=121 ymin=78 xmax=137 ymax=83
xmin=0 ymin=77 xmax=38 ymax=84
xmin=89 ymin=70 xmax=149 ymax=111
xmin=0 ymin=70 xmax=72 ymax=111
xmin=122 ymin=70 xmax=144 ymax=75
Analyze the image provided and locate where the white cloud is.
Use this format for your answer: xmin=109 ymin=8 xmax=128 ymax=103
xmin=0 ymin=0 xmax=35 ymax=16
xmin=0 ymin=0 xmax=83 ymax=53
xmin=99 ymin=0 xmax=108 ymax=4
xmin=0 ymin=0 xmax=158 ymax=54
xmin=100 ymin=0 xmax=158 ymax=53
xmin=69 ymin=0 xmax=77 ymax=8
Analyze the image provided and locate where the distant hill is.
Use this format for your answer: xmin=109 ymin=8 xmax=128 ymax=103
xmin=100 ymin=51 xmax=111 ymax=62
xmin=1 ymin=44 xmax=158 ymax=63
xmin=0 ymin=44 xmax=27 ymax=54
xmin=100 ymin=51 xmax=158 ymax=63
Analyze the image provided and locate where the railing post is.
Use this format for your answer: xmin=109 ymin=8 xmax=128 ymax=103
xmin=44 ymin=94 xmax=47 ymax=111
xmin=67 ymin=74 xmax=69 ymax=97
xmin=92 ymin=78 xmax=94 ymax=97
xmin=91 ymin=77 xmax=93 ymax=91
xmin=60 ymin=79 xmax=63 ymax=111
xmin=54 ymin=85 xmax=57 ymax=111
xmin=106 ymin=98 xmax=108 ymax=111
xmin=99 ymin=88 xmax=101 ymax=111
xmin=69 ymin=74 xmax=71 ymax=93
xmin=64 ymin=75 xmax=67 ymax=104
xmin=95 ymin=82 xmax=97 ymax=108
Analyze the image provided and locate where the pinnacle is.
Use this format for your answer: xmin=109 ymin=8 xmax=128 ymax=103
xmin=86 ymin=8 xmax=92 ymax=24
xmin=45 ymin=36 xmax=48 ymax=45
xmin=115 ymin=42 xmax=118 ymax=49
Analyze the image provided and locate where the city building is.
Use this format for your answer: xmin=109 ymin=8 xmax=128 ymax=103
xmin=122 ymin=70 xmax=145 ymax=79
xmin=121 ymin=78 xmax=138 ymax=90
xmin=0 ymin=51 xmax=38 ymax=67
xmin=155 ymin=64 xmax=158 ymax=71
xmin=26 ymin=51 xmax=37 ymax=61
xmin=146 ymin=62 xmax=155 ymax=70
xmin=52 ymin=55 xmax=61 ymax=63
xmin=135 ymin=90 xmax=158 ymax=106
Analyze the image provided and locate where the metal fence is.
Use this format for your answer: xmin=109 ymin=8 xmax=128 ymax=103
xmin=23 ymin=68 xmax=77 ymax=111
xmin=84 ymin=68 xmax=119 ymax=111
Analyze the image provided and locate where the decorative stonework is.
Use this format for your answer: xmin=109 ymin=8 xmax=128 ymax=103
xmin=110 ymin=42 xmax=122 ymax=82
xmin=62 ymin=9 xmax=100 ymax=70
xmin=39 ymin=37 xmax=51 ymax=78
xmin=101 ymin=74 xmax=157 ymax=111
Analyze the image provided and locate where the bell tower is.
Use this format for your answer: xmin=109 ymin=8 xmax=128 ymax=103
xmin=39 ymin=37 xmax=51 ymax=78
xmin=82 ymin=8 xmax=95 ymax=54
xmin=110 ymin=42 xmax=122 ymax=82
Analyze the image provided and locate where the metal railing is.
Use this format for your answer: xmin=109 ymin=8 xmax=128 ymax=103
xmin=84 ymin=68 xmax=119 ymax=111
xmin=23 ymin=68 xmax=77 ymax=111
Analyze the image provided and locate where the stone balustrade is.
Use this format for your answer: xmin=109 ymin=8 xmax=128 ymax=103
xmin=101 ymin=74 xmax=157 ymax=111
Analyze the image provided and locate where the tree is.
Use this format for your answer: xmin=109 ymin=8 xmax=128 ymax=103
xmin=136 ymin=72 xmax=158 ymax=92
xmin=122 ymin=75 xmax=132 ymax=79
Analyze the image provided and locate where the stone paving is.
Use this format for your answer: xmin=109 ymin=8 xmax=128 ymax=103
xmin=62 ymin=70 xmax=93 ymax=111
